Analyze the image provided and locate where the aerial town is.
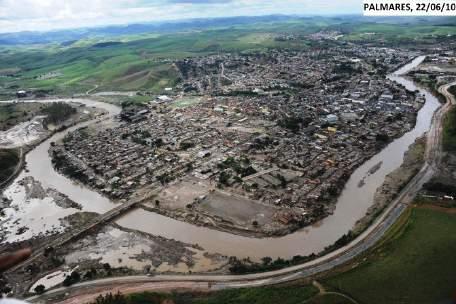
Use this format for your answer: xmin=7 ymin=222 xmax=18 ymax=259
xmin=1 ymin=11 xmax=456 ymax=303
xmin=51 ymin=46 xmax=424 ymax=236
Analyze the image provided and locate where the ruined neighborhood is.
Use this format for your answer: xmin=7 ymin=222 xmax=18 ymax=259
xmin=50 ymin=46 xmax=425 ymax=236
xmin=0 ymin=11 xmax=456 ymax=302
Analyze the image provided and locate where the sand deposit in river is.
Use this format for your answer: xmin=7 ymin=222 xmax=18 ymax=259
xmin=0 ymin=116 xmax=49 ymax=149
xmin=64 ymin=226 xmax=228 ymax=273
xmin=0 ymin=175 xmax=80 ymax=243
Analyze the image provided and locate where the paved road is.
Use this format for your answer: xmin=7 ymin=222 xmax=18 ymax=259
xmin=85 ymin=85 xmax=99 ymax=95
xmin=27 ymin=82 xmax=456 ymax=304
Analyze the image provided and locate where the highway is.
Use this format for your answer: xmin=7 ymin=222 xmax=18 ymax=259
xmin=26 ymin=80 xmax=456 ymax=303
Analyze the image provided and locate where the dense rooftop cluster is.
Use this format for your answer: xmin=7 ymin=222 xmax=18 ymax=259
xmin=52 ymin=45 xmax=425 ymax=231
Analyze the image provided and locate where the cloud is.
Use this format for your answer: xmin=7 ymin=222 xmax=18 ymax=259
xmin=0 ymin=0 xmax=362 ymax=33
xmin=167 ymin=0 xmax=232 ymax=3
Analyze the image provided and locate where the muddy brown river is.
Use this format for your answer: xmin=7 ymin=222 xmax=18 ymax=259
xmin=1 ymin=56 xmax=441 ymax=259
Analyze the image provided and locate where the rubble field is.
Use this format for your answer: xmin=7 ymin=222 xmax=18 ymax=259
xmin=64 ymin=225 xmax=228 ymax=274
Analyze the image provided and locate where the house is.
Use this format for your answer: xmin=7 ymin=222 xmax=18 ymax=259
xmin=197 ymin=150 xmax=211 ymax=158
xmin=157 ymin=95 xmax=173 ymax=102
xmin=326 ymin=114 xmax=338 ymax=124
xmin=16 ymin=90 xmax=27 ymax=98
xmin=340 ymin=112 xmax=359 ymax=122
xmin=121 ymin=109 xmax=149 ymax=123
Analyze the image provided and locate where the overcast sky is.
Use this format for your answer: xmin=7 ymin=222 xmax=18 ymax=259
xmin=0 ymin=0 xmax=362 ymax=33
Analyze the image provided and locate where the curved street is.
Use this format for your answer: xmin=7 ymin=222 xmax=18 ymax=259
xmin=26 ymin=77 xmax=456 ymax=304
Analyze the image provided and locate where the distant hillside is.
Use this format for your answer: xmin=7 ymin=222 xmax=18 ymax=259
xmin=1 ymin=15 xmax=456 ymax=98
xmin=0 ymin=15 xmax=294 ymax=45
xmin=1 ymin=15 xmax=456 ymax=45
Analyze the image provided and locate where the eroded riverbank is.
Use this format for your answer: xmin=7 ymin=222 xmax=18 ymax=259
xmin=0 ymin=99 xmax=118 ymax=243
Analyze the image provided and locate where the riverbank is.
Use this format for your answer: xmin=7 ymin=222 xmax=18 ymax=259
xmin=0 ymin=101 xmax=107 ymax=212
xmin=224 ymin=136 xmax=427 ymax=274
xmin=352 ymin=136 xmax=426 ymax=235
xmin=45 ymin=98 xmax=424 ymax=243
xmin=107 ymin=205 xmax=456 ymax=304
xmin=416 ymin=81 xmax=456 ymax=206
xmin=2 ymin=210 xmax=229 ymax=297
xmin=47 ymin=84 xmax=425 ymax=240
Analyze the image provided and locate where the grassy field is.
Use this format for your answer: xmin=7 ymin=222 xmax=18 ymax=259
xmin=340 ymin=23 xmax=456 ymax=43
xmin=92 ymin=206 xmax=456 ymax=304
xmin=94 ymin=285 xmax=319 ymax=304
xmin=0 ymin=26 xmax=314 ymax=97
xmin=443 ymin=103 xmax=456 ymax=151
xmin=171 ymin=96 xmax=203 ymax=108
xmin=0 ymin=149 xmax=20 ymax=185
xmin=443 ymin=85 xmax=456 ymax=151
xmin=324 ymin=207 xmax=456 ymax=304
xmin=449 ymin=85 xmax=456 ymax=97
xmin=185 ymin=285 xmax=318 ymax=304
xmin=1 ymin=19 xmax=455 ymax=98
xmin=307 ymin=294 xmax=355 ymax=304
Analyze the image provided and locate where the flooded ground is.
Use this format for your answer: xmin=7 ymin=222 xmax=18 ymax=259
xmin=0 ymin=116 xmax=48 ymax=149
xmin=199 ymin=190 xmax=278 ymax=227
xmin=0 ymin=98 xmax=119 ymax=243
xmin=29 ymin=267 xmax=78 ymax=292
xmin=1 ymin=176 xmax=81 ymax=243
xmin=64 ymin=226 xmax=228 ymax=273
xmin=145 ymin=178 xmax=281 ymax=234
